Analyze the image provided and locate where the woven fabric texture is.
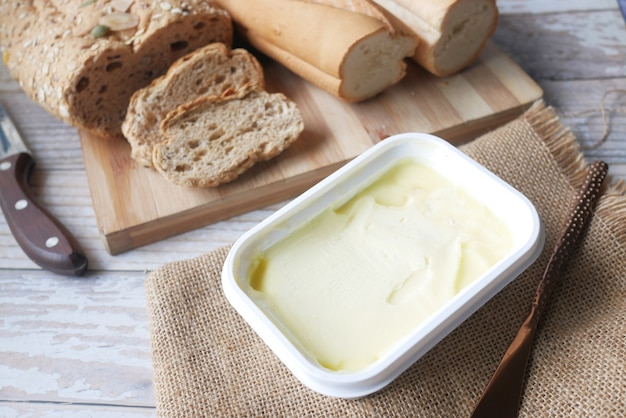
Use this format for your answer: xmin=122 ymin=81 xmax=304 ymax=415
xmin=145 ymin=102 xmax=626 ymax=417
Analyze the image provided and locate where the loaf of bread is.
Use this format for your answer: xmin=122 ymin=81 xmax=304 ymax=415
xmin=0 ymin=0 xmax=233 ymax=137
xmin=154 ymin=89 xmax=304 ymax=188
xmin=371 ymin=0 xmax=498 ymax=76
xmin=215 ymin=0 xmax=416 ymax=102
xmin=122 ymin=43 xmax=264 ymax=167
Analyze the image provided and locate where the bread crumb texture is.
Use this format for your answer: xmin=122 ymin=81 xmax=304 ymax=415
xmin=122 ymin=43 xmax=264 ymax=167
xmin=370 ymin=0 xmax=498 ymax=76
xmin=154 ymin=90 xmax=304 ymax=188
xmin=215 ymin=0 xmax=416 ymax=102
xmin=0 ymin=0 xmax=232 ymax=136
xmin=431 ymin=0 xmax=497 ymax=75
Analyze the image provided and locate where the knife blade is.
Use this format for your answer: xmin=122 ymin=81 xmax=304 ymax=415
xmin=0 ymin=102 xmax=88 ymax=276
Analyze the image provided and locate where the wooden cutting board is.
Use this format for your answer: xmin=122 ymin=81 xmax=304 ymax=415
xmin=80 ymin=42 xmax=542 ymax=255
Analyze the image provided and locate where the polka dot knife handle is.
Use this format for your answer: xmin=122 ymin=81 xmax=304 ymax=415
xmin=0 ymin=103 xmax=87 ymax=276
xmin=471 ymin=160 xmax=609 ymax=418
xmin=531 ymin=160 xmax=609 ymax=322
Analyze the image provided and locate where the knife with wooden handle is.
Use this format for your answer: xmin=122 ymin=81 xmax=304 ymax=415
xmin=471 ymin=160 xmax=608 ymax=418
xmin=0 ymin=102 xmax=87 ymax=276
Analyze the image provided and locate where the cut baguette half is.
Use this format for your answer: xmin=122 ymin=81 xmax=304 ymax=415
xmin=122 ymin=43 xmax=264 ymax=167
xmin=371 ymin=0 xmax=498 ymax=76
xmin=216 ymin=0 xmax=416 ymax=102
xmin=154 ymin=90 xmax=304 ymax=188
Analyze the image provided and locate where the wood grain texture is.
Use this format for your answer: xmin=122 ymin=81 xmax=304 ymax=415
xmin=0 ymin=270 xmax=154 ymax=412
xmin=543 ymin=79 xmax=626 ymax=165
xmin=80 ymin=43 xmax=542 ymax=255
xmin=497 ymin=0 xmax=617 ymax=14
xmin=0 ymin=1 xmax=625 ymax=416
xmin=493 ymin=11 xmax=626 ymax=81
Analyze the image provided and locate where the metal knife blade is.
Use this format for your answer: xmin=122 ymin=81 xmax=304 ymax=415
xmin=0 ymin=102 xmax=88 ymax=276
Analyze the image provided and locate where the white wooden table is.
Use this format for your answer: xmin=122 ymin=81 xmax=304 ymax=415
xmin=1 ymin=1 xmax=625 ymax=416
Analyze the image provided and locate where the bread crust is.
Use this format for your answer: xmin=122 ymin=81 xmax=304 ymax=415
xmin=0 ymin=0 xmax=233 ymax=137
xmin=122 ymin=43 xmax=264 ymax=167
xmin=371 ymin=0 xmax=498 ymax=76
xmin=154 ymin=90 xmax=304 ymax=188
xmin=215 ymin=0 xmax=416 ymax=102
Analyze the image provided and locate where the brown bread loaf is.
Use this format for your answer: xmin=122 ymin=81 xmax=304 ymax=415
xmin=0 ymin=0 xmax=233 ymax=137
xmin=154 ymin=89 xmax=304 ymax=188
xmin=122 ymin=43 xmax=264 ymax=167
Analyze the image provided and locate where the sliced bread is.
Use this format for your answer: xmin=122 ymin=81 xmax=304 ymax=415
xmin=122 ymin=43 xmax=265 ymax=167
xmin=0 ymin=0 xmax=233 ymax=137
xmin=371 ymin=0 xmax=498 ymax=76
xmin=153 ymin=90 xmax=304 ymax=188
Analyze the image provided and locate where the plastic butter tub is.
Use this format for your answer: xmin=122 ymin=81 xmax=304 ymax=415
xmin=222 ymin=133 xmax=544 ymax=399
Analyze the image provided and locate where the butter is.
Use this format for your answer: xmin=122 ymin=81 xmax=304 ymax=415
xmin=247 ymin=160 xmax=513 ymax=372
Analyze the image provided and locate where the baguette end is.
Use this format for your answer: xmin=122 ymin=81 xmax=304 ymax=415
xmin=339 ymin=30 xmax=417 ymax=102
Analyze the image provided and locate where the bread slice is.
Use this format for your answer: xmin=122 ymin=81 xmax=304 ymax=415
xmin=0 ymin=1 xmax=233 ymax=137
xmin=154 ymin=90 xmax=304 ymax=188
xmin=371 ymin=0 xmax=498 ymax=76
xmin=122 ymin=43 xmax=265 ymax=167
xmin=216 ymin=0 xmax=416 ymax=102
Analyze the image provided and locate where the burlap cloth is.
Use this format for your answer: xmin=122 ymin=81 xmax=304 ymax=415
xmin=145 ymin=101 xmax=626 ymax=417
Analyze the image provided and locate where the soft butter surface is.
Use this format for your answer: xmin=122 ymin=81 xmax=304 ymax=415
xmin=247 ymin=161 xmax=513 ymax=372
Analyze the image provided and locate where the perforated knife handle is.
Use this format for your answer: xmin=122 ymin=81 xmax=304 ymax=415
xmin=0 ymin=153 xmax=88 ymax=276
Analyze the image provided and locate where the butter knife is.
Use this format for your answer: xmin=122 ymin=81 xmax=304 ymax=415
xmin=0 ymin=102 xmax=88 ymax=276
xmin=471 ymin=160 xmax=608 ymax=418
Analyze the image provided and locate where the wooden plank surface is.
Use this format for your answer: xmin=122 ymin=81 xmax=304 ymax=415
xmin=1 ymin=1 xmax=625 ymax=416
xmin=0 ymin=270 xmax=155 ymax=413
xmin=80 ymin=42 xmax=542 ymax=255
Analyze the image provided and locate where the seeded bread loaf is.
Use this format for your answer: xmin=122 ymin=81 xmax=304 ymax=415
xmin=0 ymin=0 xmax=232 ymax=137
xmin=122 ymin=43 xmax=264 ymax=167
xmin=215 ymin=0 xmax=416 ymax=102
xmin=371 ymin=0 xmax=498 ymax=76
xmin=154 ymin=89 xmax=304 ymax=188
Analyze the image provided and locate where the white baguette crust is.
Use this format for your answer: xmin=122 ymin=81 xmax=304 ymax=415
xmin=154 ymin=90 xmax=304 ymax=188
xmin=305 ymin=0 xmax=397 ymax=33
xmin=0 ymin=0 xmax=233 ymax=137
xmin=122 ymin=43 xmax=264 ymax=167
xmin=215 ymin=0 xmax=416 ymax=102
xmin=371 ymin=0 xmax=498 ymax=76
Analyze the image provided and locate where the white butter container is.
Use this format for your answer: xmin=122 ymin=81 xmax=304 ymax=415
xmin=222 ymin=133 xmax=544 ymax=399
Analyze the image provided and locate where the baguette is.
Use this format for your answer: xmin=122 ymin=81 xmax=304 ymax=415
xmin=154 ymin=89 xmax=304 ymax=188
xmin=122 ymin=43 xmax=264 ymax=167
xmin=371 ymin=0 xmax=498 ymax=76
xmin=0 ymin=0 xmax=232 ymax=137
xmin=215 ymin=0 xmax=416 ymax=102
